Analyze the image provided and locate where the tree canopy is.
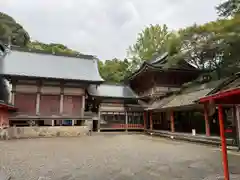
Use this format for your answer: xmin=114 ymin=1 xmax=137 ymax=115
xmin=98 ymin=58 xmax=131 ymax=83
xmin=0 ymin=12 xmax=82 ymax=56
xmin=0 ymin=12 xmax=30 ymax=46
xmin=127 ymin=24 xmax=181 ymax=71
xmin=216 ymin=0 xmax=240 ymax=17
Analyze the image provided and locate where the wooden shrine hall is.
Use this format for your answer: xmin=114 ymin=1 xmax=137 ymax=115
xmin=1 ymin=45 xmax=104 ymax=127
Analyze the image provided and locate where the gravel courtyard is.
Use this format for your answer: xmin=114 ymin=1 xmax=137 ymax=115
xmin=0 ymin=133 xmax=240 ymax=180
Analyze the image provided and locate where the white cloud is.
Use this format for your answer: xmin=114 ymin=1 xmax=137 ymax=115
xmin=0 ymin=0 xmax=221 ymax=60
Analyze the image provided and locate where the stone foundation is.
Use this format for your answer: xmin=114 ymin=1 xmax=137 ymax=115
xmin=0 ymin=126 xmax=89 ymax=140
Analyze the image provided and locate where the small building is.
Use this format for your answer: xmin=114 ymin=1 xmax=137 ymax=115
xmin=88 ymin=84 xmax=144 ymax=131
xmin=1 ymin=47 xmax=104 ymax=127
xmin=126 ymin=53 xmax=204 ymax=103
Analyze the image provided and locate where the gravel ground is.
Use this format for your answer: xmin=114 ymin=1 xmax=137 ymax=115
xmin=0 ymin=133 xmax=240 ymax=180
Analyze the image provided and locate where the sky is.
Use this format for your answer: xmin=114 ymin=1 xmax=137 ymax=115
xmin=0 ymin=0 xmax=222 ymax=60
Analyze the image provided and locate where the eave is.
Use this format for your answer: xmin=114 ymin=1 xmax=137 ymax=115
xmin=89 ymin=94 xmax=139 ymax=100
xmin=3 ymin=74 xmax=104 ymax=85
xmin=126 ymin=62 xmax=205 ymax=83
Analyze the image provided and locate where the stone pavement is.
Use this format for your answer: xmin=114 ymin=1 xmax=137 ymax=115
xmin=0 ymin=133 xmax=240 ymax=180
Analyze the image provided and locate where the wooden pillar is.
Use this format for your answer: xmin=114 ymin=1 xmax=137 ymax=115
xmin=236 ymin=105 xmax=240 ymax=150
xmin=98 ymin=110 xmax=101 ymax=132
xmin=143 ymin=111 xmax=147 ymax=131
xmin=150 ymin=111 xmax=153 ymax=130
xmin=59 ymin=94 xmax=64 ymax=114
xmin=11 ymin=83 xmax=16 ymax=105
xmin=204 ymin=104 xmax=210 ymax=136
xmin=218 ymin=105 xmax=229 ymax=180
xmin=170 ymin=110 xmax=175 ymax=132
xmin=125 ymin=112 xmax=128 ymax=132
xmin=36 ymin=82 xmax=41 ymax=115
xmin=72 ymin=120 xmax=75 ymax=126
xmin=82 ymin=95 xmax=85 ymax=117
xmin=51 ymin=120 xmax=55 ymax=126
xmin=36 ymin=93 xmax=40 ymax=115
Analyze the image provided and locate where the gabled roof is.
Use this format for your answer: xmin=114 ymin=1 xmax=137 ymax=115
xmin=88 ymin=84 xmax=138 ymax=99
xmin=147 ymin=79 xmax=225 ymax=110
xmin=2 ymin=49 xmax=104 ymax=83
xmin=127 ymin=52 xmax=202 ymax=81
xmin=207 ymin=73 xmax=240 ymax=95
xmin=199 ymin=73 xmax=240 ymax=103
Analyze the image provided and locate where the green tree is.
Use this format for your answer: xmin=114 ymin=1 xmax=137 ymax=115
xmin=0 ymin=12 xmax=30 ymax=46
xmin=127 ymin=24 xmax=181 ymax=71
xmin=98 ymin=58 xmax=131 ymax=83
xmin=0 ymin=12 xmax=82 ymax=55
xmin=176 ymin=15 xmax=240 ymax=79
xmin=216 ymin=0 xmax=240 ymax=17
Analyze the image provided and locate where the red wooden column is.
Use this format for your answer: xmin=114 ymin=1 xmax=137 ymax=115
xmin=218 ymin=105 xmax=229 ymax=180
xmin=204 ymin=104 xmax=210 ymax=136
xmin=170 ymin=110 xmax=175 ymax=132
xmin=149 ymin=111 xmax=153 ymax=130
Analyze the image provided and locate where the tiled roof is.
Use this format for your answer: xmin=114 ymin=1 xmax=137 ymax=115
xmin=126 ymin=52 xmax=202 ymax=81
xmin=88 ymin=84 xmax=138 ymax=99
xmin=161 ymin=88 xmax=213 ymax=109
xmin=2 ymin=50 xmax=104 ymax=82
xmin=147 ymin=79 xmax=225 ymax=110
xmin=147 ymin=95 xmax=176 ymax=110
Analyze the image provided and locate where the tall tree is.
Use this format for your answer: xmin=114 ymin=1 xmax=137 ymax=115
xmin=216 ymin=0 xmax=240 ymax=17
xmin=98 ymin=58 xmax=131 ymax=83
xmin=176 ymin=15 xmax=240 ymax=79
xmin=127 ymin=24 xmax=181 ymax=71
xmin=0 ymin=12 xmax=30 ymax=46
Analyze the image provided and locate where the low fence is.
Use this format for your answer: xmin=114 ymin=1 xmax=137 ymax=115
xmin=0 ymin=126 xmax=90 ymax=140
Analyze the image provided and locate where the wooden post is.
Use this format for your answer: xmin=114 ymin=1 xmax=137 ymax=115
xmin=236 ymin=105 xmax=240 ymax=150
xmin=36 ymin=93 xmax=40 ymax=115
xmin=36 ymin=82 xmax=41 ymax=115
xmin=97 ymin=110 xmax=101 ymax=132
xmin=150 ymin=111 xmax=153 ymax=130
xmin=11 ymin=83 xmax=16 ymax=105
xmin=204 ymin=104 xmax=210 ymax=136
xmin=143 ymin=111 xmax=147 ymax=131
xmin=170 ymin=110 xmax=175 ymax=132
xmin=59 ymin=94 xmax=64 ymax=114
xmin=218 ymin=105 xmax=229 ymax=180
xmin=82 ymin=95 xmax=85 ymax=117
xmin=125 ymin=112 xmax=128 ymax=132
xmin=51 ymin=120 xmax=55 ymax=126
